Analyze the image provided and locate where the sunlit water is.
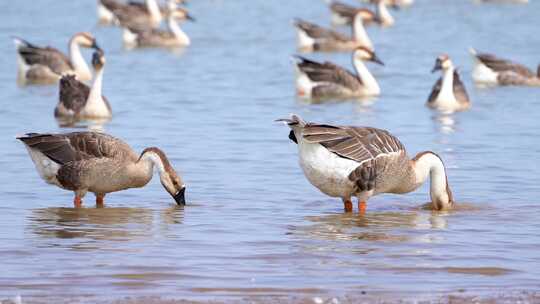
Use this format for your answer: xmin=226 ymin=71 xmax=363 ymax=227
xmin=1 ymin=0 xmax=539 ymax=303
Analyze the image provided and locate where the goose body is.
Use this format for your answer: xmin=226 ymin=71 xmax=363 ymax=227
xmin=360 ymin=0 xmax=413 ymax=8
xmin=294 ymin=10 xmax=373 ymax=52
xmin=101 ymin=0 xmax=188 ymax=30
xmin=18 ymin=132 xmax=186 ymax=207
xmin=278 ymin=114 xmax=454 ymax=213
xmin=13 ymin=33 xmax=99 ymax=85
xmin=122 ymin=11 xmax=192 ymax=47
xmin=55 ymin=50 xmax=112 ymax=120
xmin=293 ymin=47 xmax=383 ymax=99
xmin=470 ymin=48 xmax=540 ymax=86
xmin=427 ymin=55 xmax=471 ymax=112
xmin=328 ymin=1 xmax=376 ymax=26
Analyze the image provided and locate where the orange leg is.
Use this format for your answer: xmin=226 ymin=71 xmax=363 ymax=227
xmin=358 ymin=201 xmax=367 ymax=215
xmin=343 ymin=200 xmax=353 ymax=213
xmin=96 ymin=194 xmax=105 ymax=208
xmin=73 ymin=195 xmax=82 ymax=208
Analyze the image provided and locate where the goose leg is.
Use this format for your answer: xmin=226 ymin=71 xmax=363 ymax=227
xmin=96 ymin=194 xmax=105 ymax=207
xmin=73 ymin=195 xmax=82 ymax=208
xmin=358 ymin=201 xmax=367 ymax=215
xmin=343 ymin=198 xmax=353 ymax=213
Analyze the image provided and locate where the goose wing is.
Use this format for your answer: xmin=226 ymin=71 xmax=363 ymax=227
xmin=452 ymin=70 xmax=470 ymax=104
xmin=294 ymin=19 xmax=349 ymax=42
xmin=16 ymin=40 xmax=72 ymax=75
xmin=302 ymin=124 xmax=405 ymax=164
xmin=17 ymin=132 xmax=136 ymax=165
xmin=475 ymin=52 xmax=534 ymax=78
xmin=295 ymin=56 xmax=361 ymax=90
xmin=58 ymin=75 xmax=90 ymax=114
xmin=330 ymin=1 xmax=358 ymax=18
xmin=427 ymin=76 xmax=442 ymax=104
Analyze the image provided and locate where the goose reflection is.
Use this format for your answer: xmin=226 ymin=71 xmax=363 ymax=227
xmin=294 ymin=209 xmax=448 ymax=243
xmin=55 ymin=116 xmax=111 ymax=132
xmin=432 ymin=112 xmax=457 ymax=134
xmin=27 ymin=206 xmax=184 ymax=243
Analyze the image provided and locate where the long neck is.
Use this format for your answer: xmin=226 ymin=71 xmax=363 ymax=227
xmin=353 ymin=56 xmax=380 ymax=95
xmin=86 ymin=66 xmax=104 ymax=106
xmin=68 ymin=39 xmax=91 ymax=80
xmin=146 ymin=0 xmax=162 ymax=23
xmin=376 ymin=1 xmax=394 ymax=26
xmin=440 ymin=66 xmax=455 ymax=99
xmin=352 ymin=15 xmax=373 ymax=50
xmin=168 ymin=17 xmax=191 ymax=45
xmin=411 ymin=152 xmax=453 ymax=210
xmin=134 ymin=151 xmax=167 ymax=185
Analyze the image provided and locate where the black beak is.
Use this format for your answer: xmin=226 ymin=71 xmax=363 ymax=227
xmin=372 ymin=54 xmax=384 ymax=66
xmin=173 ymin=187 xmax=186 ymax=205
xmin=186 ymin=13 xmax=195 ymax=22
xmin=92 ymin=40 xmax=101 ymax=51
xmin=432 ymin=60 xmax=442 ymax=73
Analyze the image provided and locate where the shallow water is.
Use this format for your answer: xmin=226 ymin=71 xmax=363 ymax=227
xmin=1 ymin=0 xmax=540 ymax=302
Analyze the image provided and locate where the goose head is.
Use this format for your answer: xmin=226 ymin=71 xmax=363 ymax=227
xmin=139 ymin=147 xmax=186 ymax=205
xmin=91 ymin=49 xmax=106 ymax=71
xmin=72 ymin=32 xmax=101 ymax=50
xmin=432 ymin=54 xmax=453 ymax=73
xmin=171 ymin=7 xmax=195 ymax=21
xmin=354 ymin=47 xmax=384 ymax=65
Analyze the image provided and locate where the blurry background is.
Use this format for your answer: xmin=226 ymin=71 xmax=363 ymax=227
xmin=0 ymin=0 xmax=539 ymax=303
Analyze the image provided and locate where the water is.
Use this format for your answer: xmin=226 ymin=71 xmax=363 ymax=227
xmin=0 ymin=0 xmax=539 ymax=302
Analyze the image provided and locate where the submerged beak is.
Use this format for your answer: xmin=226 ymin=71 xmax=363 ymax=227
xmin=173 ymin=187 xmax=186 ymax=205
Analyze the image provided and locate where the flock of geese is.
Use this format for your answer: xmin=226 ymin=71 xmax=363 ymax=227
xmin=14 ymin=0 xmax=537 ymax=213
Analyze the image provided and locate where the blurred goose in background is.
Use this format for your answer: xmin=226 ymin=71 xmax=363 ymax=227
xmin=469 ymin=48 xmax=540 ymax=86
xmin=99 ymin=0 xmax=187 ymax=30
xmin=18 ymin=132 xmax=186 ymax=207
xmin=122 ymin=9 xmax=194 ymax=47
xmin=13 ymin=33 xmax=100 ymax=85
xmin=427 ymin=54 xmax=471 ymax=112
xmin=293 ymin=47 xmax=383 ymax=99
xmin=277 ymin=114 xmax=454 ymax=213
xmin=360 ymin=0 xmax=413 ymax=8
xmin=327 ymin=1 xmax=376 ymax=26
xmin=55 ymin=50 xmax=112 ymax=121
xmin=294 ymin=10 xmax=373 ymax=52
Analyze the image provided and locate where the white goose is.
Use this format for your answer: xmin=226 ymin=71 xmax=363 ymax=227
xmin=293 ymin=47 xmax=383 ymax=99
xmin=294 ymin=9 xmax=374 ymax=52
xmin=55 ymin=50 xmax=112 ymax=120
xmin=277 ymin=114 xmax=454 ymax=213
xmin=470 ymin=48 xmax=540 ymax=86
xmin=427 ymin=54 xmax=471 ymax=112
xmin=14 ymin=32 xmax=100 ymax=85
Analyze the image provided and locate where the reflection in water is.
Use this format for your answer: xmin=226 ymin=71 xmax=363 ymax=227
xmin=27 ymin=206 xmax=184 ymax=246
xmin=55 ymin=116 xmax=111 ymax=132
xmin=432 ymin=112 xmax=457 ymax=134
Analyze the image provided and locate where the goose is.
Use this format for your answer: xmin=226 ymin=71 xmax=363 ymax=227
xmin=372 ymin=0 xmax=395 ymax=27
xmin=294 ymin=9 xmax=374 ymax=52
xmin=17 ymin=132 xmax=186 ymax=207
xmin=427 ymin=54 xmax=471 ymax=112
xmin=102 ymin=0 xmax=187 ymax=30
xmin=55 ymin=50 xmax=112 ymax=120
xmin=293 ymin=47 xmax=383 ymax=99
xmin=277 ymin=114 xmax=454 ymax=213
xmin=122 ymin=9 xmax=193 ymax=47
xmin=327 ymin=1 xmax=377 ymax=26
xmin=361 ymin=0 xmax=413 ymax=8
xmin=13 ymin=32 xmax=100 ymax=85
xmin=469 ymin=48 xmax=540 ymax=86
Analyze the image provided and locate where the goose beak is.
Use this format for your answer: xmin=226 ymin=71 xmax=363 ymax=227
xmin=431 ymin=60 xmax=442 ymax=73
xmin=92 ymin=41 xmax=101 ymax=51
xmin=173 ymin=187 xmax=186 ymax=205
xmin=372 ymin=54 xmax=384 ymax=66
xmin=186 ymin=13 xmax=196 ymax=22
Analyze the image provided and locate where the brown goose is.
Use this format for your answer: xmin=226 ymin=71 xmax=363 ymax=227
xmin=293 ymin=47 xmax=383 ymax=99
xmin=14 ymin=33 xmax=100 ymax=85
xmin=470 ymin=48 xmax=540 ymax=86
xmin=277 ymin=114 xmax=454 ymax=213
xmin=122 ymin=9 xmax=193 ymax=48
xmin=294 ymin=9 xmax=373 ymax=52
xmin=427 ymin=54 xmax=471 ymax=112
xmin=55 ymin=50 xmax=112 ymax=120
xmin=102 ymin=0 xmax=189 ymax=30
xmin=328 ymin=0 xmax=394 ymax=27
xmin=18 ymin=132 xmax=186 ymax=207
xmin=328 ymin=1 xmax=376 ymax=26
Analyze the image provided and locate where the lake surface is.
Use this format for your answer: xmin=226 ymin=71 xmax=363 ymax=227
xmin=0 ymin=0 xmax=539 ymax=303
